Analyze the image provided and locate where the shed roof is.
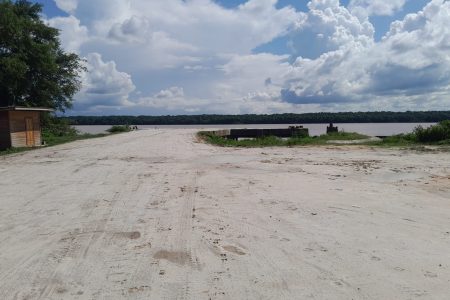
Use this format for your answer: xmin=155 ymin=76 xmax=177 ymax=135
xmin=0 ymin=106 xmax=54 ymax=112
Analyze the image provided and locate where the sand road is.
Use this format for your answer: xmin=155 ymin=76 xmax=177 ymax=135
xmin=1 ymin=129 xmax=449 ymax=299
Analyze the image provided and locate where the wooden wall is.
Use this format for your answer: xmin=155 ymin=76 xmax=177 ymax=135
xmin=0 ymin=111 xmax=11 ymax=149
xmin=9 ymin=111 xmax=41 ymax=148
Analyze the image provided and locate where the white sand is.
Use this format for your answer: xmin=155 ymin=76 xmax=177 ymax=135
xmin=0 ymin=129 xmax=449 ymax=299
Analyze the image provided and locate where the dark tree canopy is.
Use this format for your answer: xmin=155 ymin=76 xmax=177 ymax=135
xmin=0 ymin=0 xmax=84 ymax=112
xmin=65 ymin=111 xmax=450 ymax=125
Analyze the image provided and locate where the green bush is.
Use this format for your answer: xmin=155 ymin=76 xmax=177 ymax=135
xmin=413 ymin=120 xmax=450 ymax=143
xmin=41 ymin=113 xmax=78 ymax=136
xmin=107 ymin=125 xmax=131 ymax=133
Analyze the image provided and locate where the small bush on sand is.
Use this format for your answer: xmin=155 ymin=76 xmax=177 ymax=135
xmin=413 ymin=120 xmax=450 ymax=143
xmin=42 ymin=113 xmax=78 ymax=137
xmin=107 ymin=125 xmax=132 ymax=133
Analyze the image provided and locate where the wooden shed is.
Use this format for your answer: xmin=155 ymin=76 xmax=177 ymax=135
xmin=0 ymin=107 xmax=53 ymax=150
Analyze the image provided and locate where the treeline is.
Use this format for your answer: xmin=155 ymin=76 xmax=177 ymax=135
xmin=65 ymin=111 xmax=450 ymax=125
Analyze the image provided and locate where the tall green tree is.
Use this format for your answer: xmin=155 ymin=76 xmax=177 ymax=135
xmin=0 ymin=0 xmax=84 ymax=112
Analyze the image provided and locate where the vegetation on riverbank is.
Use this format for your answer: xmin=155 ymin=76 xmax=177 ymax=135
xmin=0 ymin=131 xmax=107 ymax=157
xmin=65 ymin=111 xmax=450 ymax=126
xmin=367 ymin=120 xmax=450 ymax=147
xmin=107 ymin=125 xmax=132 ymax=133
xmin=199 ymin=121 xmax=450 ymax=148
xmin=0 ymin=117 xmax=128 ymax=157
xmin=0 ymin=133 xmax=107 ymax=157
xmin=198 ymin=131 xmax=370 ymax=147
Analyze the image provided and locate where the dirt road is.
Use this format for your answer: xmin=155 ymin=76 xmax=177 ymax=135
xmin=1 ymin=129 xmax=449 ymax=299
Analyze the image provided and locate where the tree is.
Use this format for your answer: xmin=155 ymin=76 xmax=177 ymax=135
xmin=0 ymin=0 xmax=84 ymax=112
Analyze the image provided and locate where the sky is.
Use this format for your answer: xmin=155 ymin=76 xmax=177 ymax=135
xmin=32 ymin=0 xmax=450 ymax=115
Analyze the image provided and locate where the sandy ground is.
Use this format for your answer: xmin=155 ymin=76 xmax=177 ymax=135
xmin=1 ymin=129 xmax=450 ymax=300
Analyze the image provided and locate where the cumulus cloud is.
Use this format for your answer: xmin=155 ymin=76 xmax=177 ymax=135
xmin=289 ymin=0 xmax=374 ymax=59
xmin=216 ymin=53 xmax=290 ymax=100
xmin=131 ymin=53 xmax=296 ymax=114
xmin=48 ymin=0 xmax=304 ymax=113
xmin=47 ymin=16 xmax=88 ymax=53
xmin=349 ymin=0 xmax=406 ymax=17
xmin=49 ymin=0 xmax=450 ymax=114
xmin=75 ymin=53 xmax=135 ymax=109
xmin=108 ymin=16 xmax=150 ymax=43
xmin=54 ymin=0 xmax=77 ymax=14
xmin=137 ymin=87 xmax=212 ymax=113
xmin=362 ymin=0 xmax=450 ymax=95
xmin=59 ymin=0 xmax=300 ymax=54
xmin=281 ymin=0 xmax=450 ymax=111
xmin=154 ymin=86 xmax=184 ymax=100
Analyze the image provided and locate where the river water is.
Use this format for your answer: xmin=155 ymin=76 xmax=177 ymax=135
xmin=74 ymin=123 xmax=435 ymax=137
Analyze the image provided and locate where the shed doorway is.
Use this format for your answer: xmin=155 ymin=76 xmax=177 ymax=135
xmin=25 ymin=117 xmax=35 ymax=146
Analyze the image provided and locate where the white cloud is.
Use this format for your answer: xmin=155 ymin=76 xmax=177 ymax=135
xmin=137 ymin=87 xmax=212 ymax=113
xmin=60 ymin=0 xmax=300 ymax=54
xmin=50 ymin=0 xmax=304 ymax=113
xmin=363 ymin=0 xmax=450 ymax=95
xmin=290 ymin=0 xmax=374 ymax=58
xmin=132 ymin=53 xmax=296 ymax=114
xmin=75 ymin=53 xmax=135 ymax=108
xmin=217 ymin=53 xmax=290 ymax=98
xmin=54 ymin=0 xmax=77 ymax=14
xmin=282 ymin=0 xmax=450 ymax=111
xmin=47 ymin=16 xmax=88 ymax=53
xmin=50 ymin=0 xmax=450 ymax=114
xmin=155 ymin=86 xmax=184 ymax=100
xmin=349 ymin=0 xmax=406 ymax=17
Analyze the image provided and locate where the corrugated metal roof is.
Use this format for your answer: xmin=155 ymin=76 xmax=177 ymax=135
xmin=0 ymin=106 xmax=54 ymax=112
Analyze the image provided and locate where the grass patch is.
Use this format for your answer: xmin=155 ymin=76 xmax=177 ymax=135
xmin=41 ymin=130 xmax=108 ymax=147
xmin=199 ymin=121 xmax=450 ymax=149
xmin=198 ymin=131 xmax=370 ymax=148
xmin=1 ymin=118 xmax=133 ymax=157
xmin=0 ymin=130 xmax=109 ymax=157
xmin=0 ymin=147 xmax=30 ymax=156
xmin=365 ymin=133 xmax=417 ymax=147
xmin=315 ymin=131 xmax=368 ymax=140
xmin=107 ymin=125 xmax=132 ymax=133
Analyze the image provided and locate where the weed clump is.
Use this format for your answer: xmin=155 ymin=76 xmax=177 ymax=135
xmin=107 ymin=125 xmax=132 ymax=133
xmin=413 ymin=120 xmax=450 ymax=143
